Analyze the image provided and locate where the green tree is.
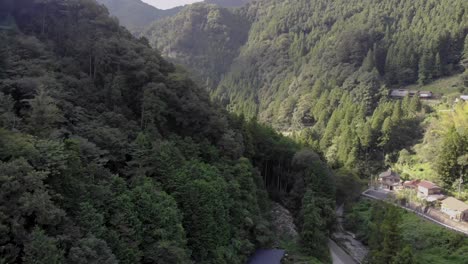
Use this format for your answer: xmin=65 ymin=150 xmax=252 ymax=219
xmin=418 ymin=50 xmax=434 ymax=85
xmin=379 ymin=206 xmax=402 ymax=263
xmin=434 ymin=52 xmax=442 ymax=78
xmin=23 ymin=228 xmax=64 ymax=264
xmin=76 ymin=202 xmax=106 ymax=237
xmin=25 ymin=86 xmax=63 ymax=137
xmin=0 ymin=92 xmax=17 ymax=129
xmin=436 ymin=127 xmax=467 ymax=187
xmin=462 ymin=34 xmax=468 ymax=68
xmin=300 ymin=190 xmax=329 ymax=261
xmin=130 ymin=177 xmax=190 ymax=263
xmin=392 ymin=245 xmax=415 ymax=264
xmin=68 ymin=236 xmax=117 ymax=264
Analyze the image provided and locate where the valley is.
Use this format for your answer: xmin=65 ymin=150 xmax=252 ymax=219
xmin=0 ymin=0 xmax=467 ymax=263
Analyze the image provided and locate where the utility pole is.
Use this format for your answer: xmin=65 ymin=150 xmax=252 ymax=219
xmin=459 ymin=176 xmax=463 ymax=199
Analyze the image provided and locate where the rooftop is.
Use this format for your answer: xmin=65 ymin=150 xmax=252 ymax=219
xmin=403 ymin=179 xmax=420 ymax=187
xmin=442 ymin=197 xmax=468 ymax=211
xmin=379 ymin=169 xmax=400 ymax=178
xmin=417 ymin=180 xmax=441 ymax=190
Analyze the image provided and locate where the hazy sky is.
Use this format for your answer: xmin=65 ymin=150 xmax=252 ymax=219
xmin=141 ymin=0 xmax=203 ymax=10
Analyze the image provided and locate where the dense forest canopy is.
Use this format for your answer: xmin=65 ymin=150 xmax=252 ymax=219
xmin=1 ymin=0 xmax=467 ymax=263
xmin=0 ymin=0 xmax=338 ymax=263
xmin=143 ymin=3 xmax=250 ymax=91
xmin=147 ymin=0 xmax=467 ymax=126
xmin=145 ymin=0 xmax=468 ymax=178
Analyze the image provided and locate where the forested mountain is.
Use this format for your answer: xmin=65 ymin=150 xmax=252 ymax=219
xmin=143 ymin=3 xmax=250 ymax=89
xmin=204 ymin=0 xmax=253 ymax=8
xmin=0 ymin=0 xmax=337 ymax=263
xmin=144 ymin=0 xmax=468 ymax=177
xmin=95 ymin=0 xmax=181 ymax=32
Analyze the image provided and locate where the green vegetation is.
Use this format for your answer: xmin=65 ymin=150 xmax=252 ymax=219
xmin=1 ymin=0 xmax=467 ymax=263
xmin=143 ymin=3 xmax=250 ymax=91
xmin=394 ymin=102 xmax=468 ymax=199
xmin=145 ymin=0 xmax=467 ymax=125
xmin=0 ymin=0 xmax=337 ymax=262
xmin=402 ymin=73 xmax=466 ymax=96
xmin=144 ymin=0 xmax=468 ymax=181
xmin=346 ymin=200 xmax=468 ymax=264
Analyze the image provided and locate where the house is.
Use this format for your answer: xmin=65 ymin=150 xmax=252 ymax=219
xmin=390 ymin=89 xmax=409 ymax=98
xmin=441 ymin=197 xmax=468 ymax=222
xmin=417 ymin=180 xmax=442 ymax=197
xmin=390 ymin=89 xmax=433 ymax=99
xmin=419 ymin=91 xmax=433 ymax=98
xmin=379 ymin=169 xmax=400 ymax=190
xmin=403 ymin=179 xmax=421 ymax=189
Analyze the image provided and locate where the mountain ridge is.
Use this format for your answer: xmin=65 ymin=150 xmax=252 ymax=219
xmin=95 ymin=0 xmax=182 ymax=32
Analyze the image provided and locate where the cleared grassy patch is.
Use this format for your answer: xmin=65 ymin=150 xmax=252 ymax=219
xmin=346 ymin=200 xmax=468 ymax=264
xmin=401 ymin=74 xmax=464 ymax=96
xmin=399 ymin=210 xmax=468 ymax=264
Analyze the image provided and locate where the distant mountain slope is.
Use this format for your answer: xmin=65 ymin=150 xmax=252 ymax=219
xmin=143 ymin=3 xmax=250 ymax=89
xmin=143 ymin=0 xmax=467 ymax=175
xmin=204 ymin=0 xmax=253 ymax=8
xmin=147 ymin=0 xmax=468 ymax=129
xmin=95 ymin=0 xmax=181 ymax=32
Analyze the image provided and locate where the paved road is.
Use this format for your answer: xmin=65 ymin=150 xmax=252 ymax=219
xmin=328 ymin=239 xmax=357 ymax=264
xmin=363 ymin=189 xmax=392 ymax=200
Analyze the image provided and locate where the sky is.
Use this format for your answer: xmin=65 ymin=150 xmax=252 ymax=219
xmin=141 ymin=0 xmax=203 ymax=10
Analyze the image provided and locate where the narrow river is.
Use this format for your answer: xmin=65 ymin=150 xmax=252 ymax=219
xmin=329 ymin=204 xmax=368 ymax=264
xmin=328 ymin=239 xmax=357 ymax=264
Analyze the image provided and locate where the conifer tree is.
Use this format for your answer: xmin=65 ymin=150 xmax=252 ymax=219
xmin=434 ymin=52 xmax=442 ymax=78
xmin=436 ymin=127 xmax=467 ymax=187
xmin=418 ymin=50 xmax=434 ymax=85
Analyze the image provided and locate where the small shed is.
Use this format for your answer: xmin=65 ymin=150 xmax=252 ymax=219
xmin=441 ymin=197 xmax=468 ymax=222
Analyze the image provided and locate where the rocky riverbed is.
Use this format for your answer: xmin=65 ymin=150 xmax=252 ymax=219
xmin=332 ymin=204 xmax=369 ymax=263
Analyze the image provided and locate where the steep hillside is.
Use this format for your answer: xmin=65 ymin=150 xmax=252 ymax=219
xmin=95 ymin=0 xmax=181 ymax=32
xmin=216 ymin=0 xmax=467 ymax=124
xmin=145 ymin=0 xmax=468 ymax=177
xmin=143 ymin=3 xmax=250 ymax=89
xmin=0 ymin=0 xmax=339 ymax=263
xmin=146 ymin=0 xmax=467 ymax=125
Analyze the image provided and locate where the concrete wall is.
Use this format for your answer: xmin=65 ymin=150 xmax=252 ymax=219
xmin=403 ymin=201 xmax=468 ymax=234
